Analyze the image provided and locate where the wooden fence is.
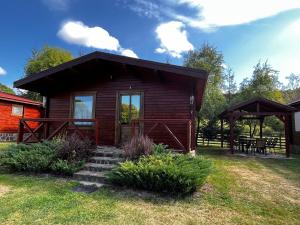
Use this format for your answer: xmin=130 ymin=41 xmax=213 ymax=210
xmin=197 ymin=132 xmax=286 ymax=153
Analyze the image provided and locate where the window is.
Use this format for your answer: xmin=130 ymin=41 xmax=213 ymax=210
xmin=72 ymin=94 xmax=95 ymax=125
xmin=120 ymin=94 xmax=141 ymax=124
xmin=12 ymin=105 xmax=23 ymax=116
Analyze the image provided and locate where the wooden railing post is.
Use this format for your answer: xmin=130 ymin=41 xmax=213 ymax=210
xmin=95 ymin=120 xmax=100 ymax=146
xmin=187 ymin=120 xmax=192 ymax=152
xmin=17 ymin=120 xmax=24 ymax=143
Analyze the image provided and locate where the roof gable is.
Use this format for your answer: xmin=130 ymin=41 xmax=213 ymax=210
xmin=0 ymin=91 xmax=42 ymax=106
xmin=220 ymin=97 xmax=295 ymax=118
xmin=14 ymin=51 xmax=208 ymax=89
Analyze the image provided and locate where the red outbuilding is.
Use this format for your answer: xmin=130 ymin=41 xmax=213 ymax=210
xmin=0 ymin=91 xmax=42 ymax=141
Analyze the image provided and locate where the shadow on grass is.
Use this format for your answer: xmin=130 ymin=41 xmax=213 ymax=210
xmin=197 ymin=146 xmax=300 ymax=183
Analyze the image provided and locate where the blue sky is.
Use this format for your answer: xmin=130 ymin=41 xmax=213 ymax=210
xmin=0 ymin=0 xmax=300 ymax=90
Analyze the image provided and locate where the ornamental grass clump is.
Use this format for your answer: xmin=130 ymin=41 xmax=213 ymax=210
xmin=123 ymin=135 xmax=154 ymax=159
xmin=108 ymin=153 xmax=212 ymax=196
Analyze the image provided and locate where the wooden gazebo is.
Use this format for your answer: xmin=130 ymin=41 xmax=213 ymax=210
xmin=219 ymin=97 xmax=295 ymax=157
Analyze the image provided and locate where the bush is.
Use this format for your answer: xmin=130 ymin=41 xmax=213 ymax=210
xmin=55 ymin=133 xmax=93 ymax=161
xmin=152 ymin=143 xmax=170 ymax=155
xmin=108 ymin=153 xmax=212 ymax=196
xmin=50 ymin=159 xmax=84 ymax=176
xmin=0 ymin=134 xmax=92 ymax=176
xmin=0 ymin=142 xmax=58 ymax=172
xmin=123 ymin=135 xmax=154 ymax=159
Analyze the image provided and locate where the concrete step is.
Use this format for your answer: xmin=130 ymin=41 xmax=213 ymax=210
xmin=73 ymin=170 xmax=108 ymax=183
xmin=84 ymin=163 xmax=116 ymax=172
xmin=78 ymin=181 xmax=105 ymax=188
xmin=93 ymin=149 xmax=124 ymax=158
xmin=89 ymin=156 xmax=123 ymax=164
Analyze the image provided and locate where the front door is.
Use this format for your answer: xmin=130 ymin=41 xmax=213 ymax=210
xmin=117 ymin=92 xmax=143 ymax=145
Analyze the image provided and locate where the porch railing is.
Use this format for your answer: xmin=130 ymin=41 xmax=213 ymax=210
xmin=17 ymin=118 xmax=99 ymax=145
xmin=131 ymin=119 xmax=192 ymax=152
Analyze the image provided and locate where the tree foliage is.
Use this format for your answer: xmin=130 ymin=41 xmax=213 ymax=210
xmin=0 ymin=83 xmax=15 ymax=95
xmin=222 ymin=67 xmax=237 ymax=104
xmin=23 ymin=45 xmax=73 ymax=100
xmin=283 ymin=73 xmax=300 ymax=103
xmin=233 ymin=61 xmax=283 ymax=104
xmin=184 ymin=43 xmax=226 ymax=145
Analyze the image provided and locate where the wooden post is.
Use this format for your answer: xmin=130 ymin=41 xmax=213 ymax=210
xmin=95 ymin=120 xmax=100 ymax=146
xmin=17 ymin=120 xmax=24 ymax=144
xmin=221 ymin=119 xmax=224 ymax=148
xmin=229 ymin=114 xmax=234 ymax=154
xmin=259 ymin=117 xmax=263 ymax=139
xmin=187 ymin=120 xmax=192 ymax=152
xmin=284 ymin=115 xmax=290 ymax=157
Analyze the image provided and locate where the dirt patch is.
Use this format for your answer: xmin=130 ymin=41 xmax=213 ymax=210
xmin=0 ymin=185 xmax=10 ymax=197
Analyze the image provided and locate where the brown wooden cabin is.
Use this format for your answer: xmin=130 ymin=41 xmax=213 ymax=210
xmin=14 ymin=51 xmax=208 ymax=152
xmin=289 ymin=98 xmax=300 ymax=153
xmin=0 ymin=91 xmax=42 ymax=141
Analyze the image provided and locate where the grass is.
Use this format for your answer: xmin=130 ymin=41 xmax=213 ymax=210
xmin=0 ymin=146 xmax=299 ymax=225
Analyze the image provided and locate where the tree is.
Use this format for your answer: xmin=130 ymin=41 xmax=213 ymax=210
xmin=284 ymin=73 xmax=300 ymax=102
xmin=184 ymin=43 xmax=224 ymax=87
xmin=222 ymin=67 xmax=237 ymax=104
xmin=184 ymin=43 xmax=226 ymax=146
xmin=0 ymin=83 xmax=15 ymax=94
xmin=234 ymin=61 xmax=283 ymax=103
xmin=233 ymin=61 xmax=284 ymax=136
xmin=23 ymin=45 xmax=73 ymax=100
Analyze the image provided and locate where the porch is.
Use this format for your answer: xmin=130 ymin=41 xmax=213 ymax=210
xmin=16 ymin=118 xmax=193 ymax=153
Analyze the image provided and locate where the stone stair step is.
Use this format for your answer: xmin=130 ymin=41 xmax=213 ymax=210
xmin=78 ymin=181 xmax=105 ymax=188
xmin=93 ymin=149 xmax=124 ymax=158
xmin=89 ymin=156 xmax=123 ymax=164
xmin=73 ymin=170 xmax=108 ymax=183
xmin=84 ymin=163 xmax=116 ymax=172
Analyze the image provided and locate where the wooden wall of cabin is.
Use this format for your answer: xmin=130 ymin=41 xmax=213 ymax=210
xmin=47 ymin=72 xmax=197 ymax=151
xmin=291 ymin=104 xmax=300 ymax=153
xmin=0 ymin=101 xmax=42 ymax=133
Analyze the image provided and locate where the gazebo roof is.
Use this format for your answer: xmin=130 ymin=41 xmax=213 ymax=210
xmin=219 ymin=97 xmax=295 ymax=118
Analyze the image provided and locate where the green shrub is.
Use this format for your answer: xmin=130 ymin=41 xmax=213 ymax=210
xmin=50 ymin=159 xmax=84 ymax=176
xmin=0 ymin=142 xmax=58 ymax=172
xmin=152 ymin=143 xmax=170 ymax=155
xmin=108 ymin=153 xmax=212 ymax=196
xmin=0 ymin=136 xmax=89 ymax=176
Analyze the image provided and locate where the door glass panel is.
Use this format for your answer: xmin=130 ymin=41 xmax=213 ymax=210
xmin=131 ymin=95 xmax=140 ymax=121
xmin=120 ymin=95 xmax=130 ymax=124
xmin=74 ymin=95 xmax=94 ymax=125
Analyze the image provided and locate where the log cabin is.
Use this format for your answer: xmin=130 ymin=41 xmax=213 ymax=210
xmin=0 ymin=91 xmax=42 ymax=141
xmin=14 ymin=51 xmax=208 ymax=152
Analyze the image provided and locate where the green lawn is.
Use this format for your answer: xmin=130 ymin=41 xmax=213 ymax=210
xmin=0 ymin=147 xmax=300 ymax=225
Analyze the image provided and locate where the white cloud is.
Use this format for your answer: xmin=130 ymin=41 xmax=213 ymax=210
xmin=120 ymin=49 xmax=139 ymax=58
xmin=0 ymin=67 xmax=7 ymax=76
xmin=126 ymin=0 xmax=300 ymax=31
xmin=58 ymin=20 xmax=139 ymax=58
xmin=174 ymin=0 xmax=300 ymax=30
xmin=42 ymin=0 xmax=70 ymax=11
xmin=58 ymin=21 xmax=120 ymax=51
xmin=155 ymin=21 xmax=194 ymax=58
xmin=129 ymin=0 xmax=161 ymax=19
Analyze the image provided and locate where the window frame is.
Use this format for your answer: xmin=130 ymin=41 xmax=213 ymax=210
xmin=70 ymin=92 xmax=96 ymax=127
xmin=11 ymin=104 xmax=24 ymax=117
